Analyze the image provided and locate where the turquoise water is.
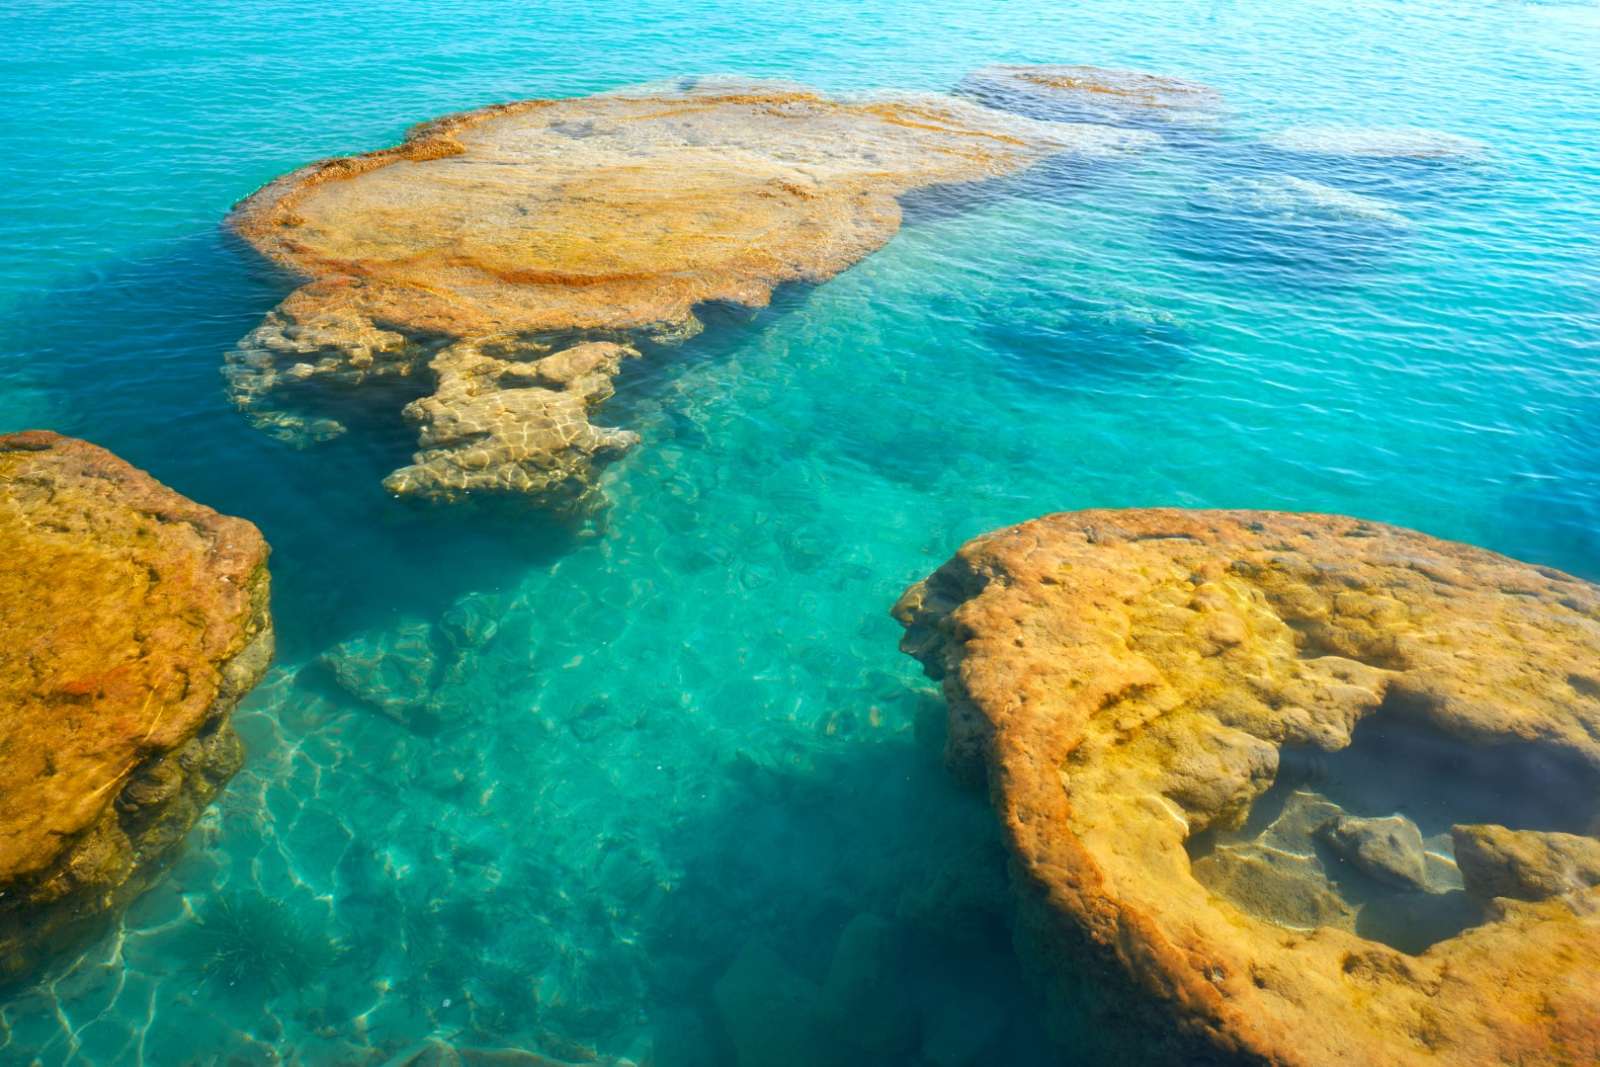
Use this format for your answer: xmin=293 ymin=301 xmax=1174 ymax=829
xmin=4 ymin=0 xmax=1600 ymax=1063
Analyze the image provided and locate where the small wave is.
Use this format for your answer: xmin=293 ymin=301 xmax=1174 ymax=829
xmin=1265 ymin=126 xmax=1489 ymax=159
xmin=1195 ymin=174 xmax=1410 ymax=227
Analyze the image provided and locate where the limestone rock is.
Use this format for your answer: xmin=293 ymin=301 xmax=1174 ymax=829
xmin=319 ymin=617 xmax=440 ymax=725
xmin=1191 ymin=844 xmax=1356 ymax=931
xmin=317 ymin=598 xmax=497 ymax=732
xmin=894 ymin=508 xmax=1600 ymax=1066
xmin=0 ymin=431 xmax=273 ymax=983
xmin=1453 ymin=824 xmax=1600 ymax=903
xmin=1320 ymin=814 xmax=1429 ymax=891
xmin=226 ymin=77 xmax=1148 ymax=507
xmin=382 ymin=340 xmax=640 ymax=504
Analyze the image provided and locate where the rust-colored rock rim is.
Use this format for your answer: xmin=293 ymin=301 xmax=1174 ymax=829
xmin=0 ymin=430 xmax=274 ymax=983
xmin=894 ymin=508 xmax=1600 ymax=1066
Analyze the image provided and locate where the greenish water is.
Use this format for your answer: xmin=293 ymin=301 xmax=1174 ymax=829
xmin=3 ymin=0 xmax=1599 ymax=1063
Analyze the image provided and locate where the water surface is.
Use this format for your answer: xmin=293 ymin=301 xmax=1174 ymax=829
xmin=3 ymin=0 xmax=1599 ymax=1063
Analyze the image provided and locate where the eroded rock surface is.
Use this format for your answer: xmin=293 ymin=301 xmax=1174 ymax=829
xmin=226 ymin=78 xmax=1147 ymax=507
xmin=1453 ymin=824 xmax=1600 ymax=903
xmin=894 ymin=508 xmax=1600 ymax=1065
xmin=0 ymin=431 xmax=273 ymax=982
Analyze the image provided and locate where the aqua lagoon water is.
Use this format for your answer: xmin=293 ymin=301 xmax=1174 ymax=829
xmin=3 ymin=1 xmax=1599 ymax=1063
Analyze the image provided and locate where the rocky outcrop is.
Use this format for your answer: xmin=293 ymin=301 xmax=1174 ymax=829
xmin=226 ymin=77 xmax=1148 ymax=508
xmin=0 ymin=431 xmax=272 ymax=983
xmin=893 ymin=509 xmax=1600 ymax=1065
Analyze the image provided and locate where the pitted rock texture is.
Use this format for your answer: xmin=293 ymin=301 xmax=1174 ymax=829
xmin=226 ymin=77 xmax=1146 ymax=507
xmin=893 ymin=508 xmax=1600 ymax=1066
xmin=0 ymin=431 xmax=273 ymax=983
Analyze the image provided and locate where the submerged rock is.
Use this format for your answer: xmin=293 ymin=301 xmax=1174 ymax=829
xmin=1319 ymin=814 xmax=1430 ymax=891
xmin=894 ymin=508 xmax=1600 ymax=1065
xmin=959 ymin=64 xmax=1221 ymax=128
xmin=226 ymin=78 xmax=1146 ymax=508
xmin=1264 ymin=126 xmax=1487 ymax=159
xmin=320 ymin=618 xmax=440 ymax=725
xmin=712 ymin=941 xmax=824 ymax=1067
xmin=1453 ymin=823 xmax=1600 ymax=903
xmin=0 ymin=431 xmax=273 ymax=982
xmin=818 ymin=913 xmax=917 ymax=1058
xmin=318 ymin=591 xmax=504 ymax=731
xmin=1191 ymin=174 xmax=1409 ymax=227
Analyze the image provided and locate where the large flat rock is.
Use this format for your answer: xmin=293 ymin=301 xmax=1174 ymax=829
xmin=894 ymin=508 xmax=1600 ymax=1065
xmin=225 ymin=77 xmax=1146 ymax=507
xmin=0 ymin=431 xmax=273 ymax=982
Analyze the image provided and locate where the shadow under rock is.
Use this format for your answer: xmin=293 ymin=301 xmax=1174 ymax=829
xmin=637 ymin=704 xmax=1105 ymax=1067
xmin=0 ymin=229 xmax=587 ymax=658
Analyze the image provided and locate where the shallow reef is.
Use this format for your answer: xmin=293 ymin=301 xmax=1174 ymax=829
xmin=224 ymin=76 xmax=1149 ymax=508
xmin=0 ymin=431 xmax=273 ymax=984
xmin=957 ymin=64 xmax=1222 ymax=130
xmin=895 ymin=508 xmax=1600 ymax=1065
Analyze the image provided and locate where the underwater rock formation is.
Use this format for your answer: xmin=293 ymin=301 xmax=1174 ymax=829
xmin=226 ymin=78 xmax=1146 ymax=507
xmin=318 ymin=590 xmax=504 ymax=732
xmin=1264 ymin=126 xmax=1487 ymax=159
xmin=894 ymin=508 xmax=1600 ymax=1065
xmin=958 ymin=65 xmax=1221 ymax=128
xmin=1190 ymin=174 xmax=1409 ymax=228
xmin=0 ymin=431 xmax=272 ymax=982
xmin=1318 ymin=814 xmax=1429 ymax=891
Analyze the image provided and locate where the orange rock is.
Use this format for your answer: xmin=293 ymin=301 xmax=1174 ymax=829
xmin=0 ymin=431 xmax=273 ymax=982
xmin=225 ymin=78 xmax=1147 ymax=506
xmin=894 ymin=509 xmax=1600 ymax=1065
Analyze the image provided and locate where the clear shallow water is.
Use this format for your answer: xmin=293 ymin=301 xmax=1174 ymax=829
xmin=3 ymin=0 xmax=1600 ymax=1063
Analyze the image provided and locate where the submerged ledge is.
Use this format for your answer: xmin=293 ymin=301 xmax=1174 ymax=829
xmin=224 ymin=76 xmax=1152 ymax=509
xmin=894 ymin=508 xmax=1600 ymax=1065
xmin=0 ymin=431 xmax=273 ymax=984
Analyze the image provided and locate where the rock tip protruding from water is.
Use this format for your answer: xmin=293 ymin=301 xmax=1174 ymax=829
xmin=223 ymin=76 xmax=1152 ymax=509
xmin=894 ymin=507 xmax=1600 ymax=1065
xmin=0 ymin=430 xmax=273 ymax=983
